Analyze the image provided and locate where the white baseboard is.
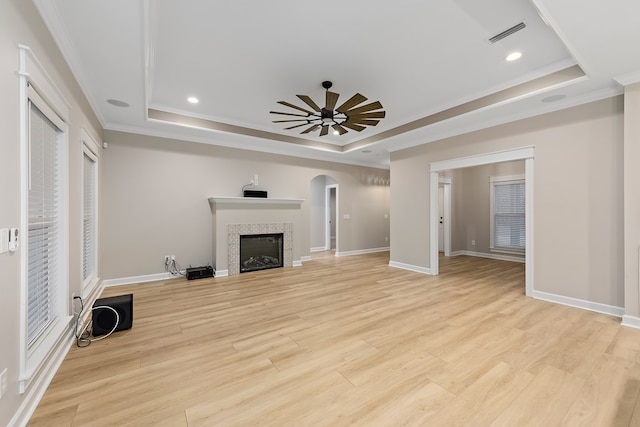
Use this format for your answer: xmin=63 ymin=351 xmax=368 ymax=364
xmin=335 ymin=247 xmax=389 ymax=257
xmin=622 ymin=315 xmax=640 ymax=329
xmin=102 ymin=271 xmax=184 ymax=287
xmin=215 ymin=269 xmax=229 ymax=278
xmin=300 ymin=256 xmax=312 ymax=262
xmin=10 ymin=317 xmax=79 ymax=427
xmin=293 ymin=260 xmax=303 ymax=267
xmin=450 ymin=250 xmax=525 ymax=263
xmin=388 ymin=261 xmax=431 ymax=275
xmin=532 ymin=290 xmax=624 ymax=318
xmin=310 ymin=247 xmax=326 ymax=253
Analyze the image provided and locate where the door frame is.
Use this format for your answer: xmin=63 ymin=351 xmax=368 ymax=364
xmin=429 ymin=146 xmax=534 ymax=296
xmin=325 ymin=184 xmax=338 ymax=251
xmin=438 ymin=178 xmax=452 ymax=256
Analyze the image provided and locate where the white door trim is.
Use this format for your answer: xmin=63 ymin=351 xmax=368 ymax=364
xmin=438 ymin=178 xmax=452 ymax=256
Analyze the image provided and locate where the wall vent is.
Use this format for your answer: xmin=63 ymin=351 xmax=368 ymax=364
xmin=489 ymin=22 xmax=527 ymax=44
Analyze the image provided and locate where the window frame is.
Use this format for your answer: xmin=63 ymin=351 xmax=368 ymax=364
xmin=18 ymin=45 xmax=71 ymax=393
xmin=81 ymin=129 xmax=100 ymax=297
xmin=489 ymin=174 xmax=526 ymax=255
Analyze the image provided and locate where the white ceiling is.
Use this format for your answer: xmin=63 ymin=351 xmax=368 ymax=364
xmin=33 ymin=0 xmax=640 ymax=169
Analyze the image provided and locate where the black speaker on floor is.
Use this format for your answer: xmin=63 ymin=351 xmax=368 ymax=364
xmin=92 ymin=294 xmax=133 ymax=337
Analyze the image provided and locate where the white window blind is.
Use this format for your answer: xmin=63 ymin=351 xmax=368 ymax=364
xmin=493 ymin=181 xmax=526 ymax=251
xmin=27 ymin=99 xmax=62 ymax=348
xmin=82 ymin=149 xmax=97 ymax=285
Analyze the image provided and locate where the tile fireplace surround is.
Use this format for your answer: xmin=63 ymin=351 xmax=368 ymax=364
xmin=208 ymin=197 xmax=304 ymax=277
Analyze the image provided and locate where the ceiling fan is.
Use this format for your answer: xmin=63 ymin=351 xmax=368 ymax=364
xmin=270 ymin=81 xmax=385 ymax=137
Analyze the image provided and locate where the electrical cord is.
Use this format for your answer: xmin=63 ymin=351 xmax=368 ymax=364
xmin=168 ymin=257 xmax=186 ymax=277
xmin=74 ymin=296 xmax=120 ymax=347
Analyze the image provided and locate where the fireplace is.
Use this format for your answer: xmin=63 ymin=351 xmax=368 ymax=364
xmin=209 ymin=197 xmax=304 ymax=276
xmin=240 ymin=233 xmax=284 ymax=273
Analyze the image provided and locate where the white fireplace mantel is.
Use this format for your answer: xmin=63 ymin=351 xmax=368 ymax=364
xmin=209 ymin=197 xmax=304 ymax=207
xmin=209 ymin=197 xmax=304 ymax=277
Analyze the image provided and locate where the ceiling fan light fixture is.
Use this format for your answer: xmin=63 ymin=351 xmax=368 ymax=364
xmin=270 ymin=81 xmax=385 ymax=137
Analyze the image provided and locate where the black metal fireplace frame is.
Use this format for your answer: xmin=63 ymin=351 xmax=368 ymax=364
xmin=239 ymin=233 xmax=284 ymax=273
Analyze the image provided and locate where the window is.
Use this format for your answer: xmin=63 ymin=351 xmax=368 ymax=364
xmin=490 ymin=174 xmax=525 ymax=253
xmin=82 ymin=139 xmax=98 ymax=295
xmin=19 ymin=45 xmax=70 ymax=393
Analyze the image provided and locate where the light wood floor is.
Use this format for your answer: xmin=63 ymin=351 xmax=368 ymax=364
xmin=30 ymin=253 xmax=640 ymax=426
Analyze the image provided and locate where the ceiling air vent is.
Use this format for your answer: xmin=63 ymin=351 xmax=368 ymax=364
xmin=489 ymin=21 xmax=526 ymax=44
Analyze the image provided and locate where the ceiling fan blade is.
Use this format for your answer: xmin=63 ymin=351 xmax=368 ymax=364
xmin=336 ymin=93 xmax=368 ymax=113
xmin=270 ymin=111 xmax=309 ymax=117
xmin=348 ymin=118 xmax=380 ymax=127
xmin=301 ymin=124 xmax=320 ymax=134
xmin=272 ymin=119 xmax=308 ymax=123
xmin=319 ymin=125 xmax=329 ymax=136
xmin=296 ymin=95 xmax=322 ymax=112
xmin=277 ymin=101 xmax=315 ymax=115
xmin=332 ymin=124 xmax=348 ymax=135
xmin=325 ymin=91 xmax=340 ymax=111
xmin=284 ymin=123 xmax=309 ymax=130
xmin=343 ymin=101 xmax=384 ymax=116
xmin=348 ymin=111 xmax=386 ymax=120
xmin=341 ymin=121 xmax=366 ymax=132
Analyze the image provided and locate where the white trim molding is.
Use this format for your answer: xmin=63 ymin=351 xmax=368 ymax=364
xmin=335 ymin=247 xmax=389 ymax=257
xmin=622 ymin=315 xmax=640 ymax=329
xmin=102 ymin=272 xmax=183 ymax=287
xmin=615 ymin=70 xmax=640 ymax=87
xmin=450 ymin=250 xmax=525 ymax=263
xmin=215 ymin=270 xmax=229 ymax=278
xmin=388 ymin=261 xmax=431 ymax=275
xmin=533 ymin=290 xmax=624 ymax=318
xmin=293 ymin=260 xmax=303 ymax=267
xmin=300 ymin=255 xmax=312 ymax=262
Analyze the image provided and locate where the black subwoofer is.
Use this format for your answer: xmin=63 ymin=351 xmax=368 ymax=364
xmin=92 ymin=294 xmax=133 ymax=336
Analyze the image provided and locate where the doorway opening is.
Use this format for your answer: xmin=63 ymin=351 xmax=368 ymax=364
xmin=429 ymin=147 xmax=534 ymax=296
xmin=310 ymin=175 xmax=338 ymax=254
xmin=326 ymin=185 xmax=337 ymax=251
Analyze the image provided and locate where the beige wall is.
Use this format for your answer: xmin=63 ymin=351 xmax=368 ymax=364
xmin=448 ymin=161 xmax=525 ymax=255
xmin=390 ymin=97 xmax=624 ymax=308
xmin=0 ymin=1 xmax=102 ymax=425
xmin=624 ymin=82 xmax=640 ymax=318
xmin=100 ymin=131 xmax=390 ymax=280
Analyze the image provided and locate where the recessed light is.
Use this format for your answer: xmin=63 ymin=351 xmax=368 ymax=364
xmin=106 ymin=99 xmax=130 ymax=108
xmin=333 ymin=130 xmax=339 ymax=135
xmin=187 ymin=97 xmax=199 ymax=104
xmin=542 ymin=94 xmax=567 ymax=103
xmin=506 ymin=51 xmax=522 ymax=62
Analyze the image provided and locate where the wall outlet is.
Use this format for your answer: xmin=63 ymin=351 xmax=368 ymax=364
xmin=0 ymin=368 xmax=7 ymax=399
xmin=471 ymin=240 xmax=476 ymax=246
xmin=164 ymin=255 xmax=171 ymax=266
xmin=385 ymin=236 xmax=389 ymax=242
